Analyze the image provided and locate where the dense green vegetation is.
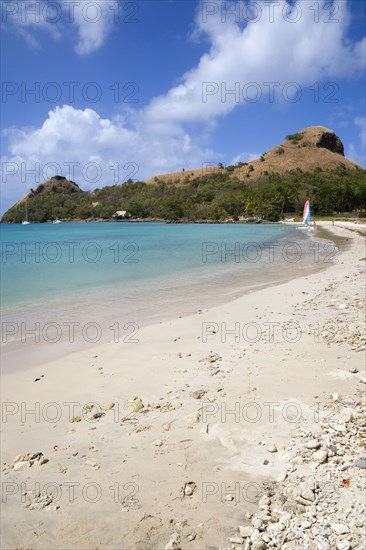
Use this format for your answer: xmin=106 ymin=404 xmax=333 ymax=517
xmin=2 ymin=165 xmax=366 ymax=223
xmin=286 ymin=132 xmax=304 ymax=143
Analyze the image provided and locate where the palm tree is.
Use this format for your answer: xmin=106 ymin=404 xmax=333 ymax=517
xmin=275 ymin=182 xmax=299 ymax=214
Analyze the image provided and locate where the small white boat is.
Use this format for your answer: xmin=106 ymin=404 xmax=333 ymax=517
xmin=22 ymin=201 xmax=31 ymax=224
xmin=53 ymin=217 xmax=62 ymax=224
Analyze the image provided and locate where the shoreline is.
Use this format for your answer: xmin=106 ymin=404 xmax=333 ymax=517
xmin=1 ymin=222 xmax=365 ymax=549
xmin=2 ymin=218 xmax=366 ymax=225
xmin=1 ymin=224 xmax=345 ymax=374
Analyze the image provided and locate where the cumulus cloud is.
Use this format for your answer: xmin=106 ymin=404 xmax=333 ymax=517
xmin=1 ymin=105 xmax=215 ymax=207
xmin=145 ymin=0 xmax=366 ymax=124
xmin=1 ymin=0 xmax=116 ymax=54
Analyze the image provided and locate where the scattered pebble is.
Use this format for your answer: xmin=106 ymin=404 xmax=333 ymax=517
xmin=182 ymin=481 xmax=196 ymax=497
xmin=354 ymin=457 xmax=366 ymax=469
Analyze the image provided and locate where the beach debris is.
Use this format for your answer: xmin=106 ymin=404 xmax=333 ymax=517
xmin=59 ymin=466 xmax=67 ymax=474
xmin=339 ymin=408 xmax=355 ymax=423
xmin=184 ymin=412 xmax=200 ymax=424
xmin=224 ymin=389 xmax=366 ymax=550
xmin=239 ymin=526 xmax=254 ymax=538
xmin=187 ymin=532 xmax=196 ymax=541
xmin=134 ymin=424 xmax=151 ymax=433
xmin=164 ymin=531 xmax=180 ymax=550
xmin=304 ymin=439 xmax=321 ymax=449
xmin=12 ymin=452 xmax=49 ymax=470
xmin=126 ymin=397 xmax=144 ymax=414
xmin=69 ymin=416 xmax=81 ymax=423
xmin=267 ymin=444 xmax=278 ymax=453
xmin=182 ymin=481 xmax=196 ymax=497
xmin=276 ymin=471 xmax=287 ymax=482
xmin=162 ymin=422 xmax=172 ymax=431
xmin=200 ymin=352 xmax=222 ymax=363
xmin=91 ymin=354 xmax=98 ymax=358
xmin=175 ymin=368 xmax=187 ymax=374
xmin=27 ymin=492 xmax=54 ymax=511
xmin=30 ymin=452 xmax=43 ymax=460
xmin=152 ymin=440 xmax=164 ymax=447
xmin=149 ymin=401 xmax=179 ymax=413
xmin=190 ymin=389 xmax=207 ymax=400
xmin=341 ymin=478 xmax=350 ymax=488
xmin=92 ymin=412 xmax=105 ymax=420
xmin=14 ymin=461 xmax=31 ymax=471
xmin=228 ymin=535 xmax=244 ymax=544
xmin=100 ymin=403 xmax=115 ymax=411
xmin=312 ymin=449 xmax=328 ymax=464
xmin=349 ymin=367 xmax=359 ymax=373
xmin=84 ymin=460 xmax=100 ymax=470
xmin=208 ymin=365 xmax=221 ymax=376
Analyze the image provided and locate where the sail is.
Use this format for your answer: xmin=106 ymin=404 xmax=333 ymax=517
xmin=303 ymin=199 xmax=311 ymax=224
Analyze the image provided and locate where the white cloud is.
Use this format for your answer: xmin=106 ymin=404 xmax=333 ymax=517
xmin=1 ymin=105 xmax=215 ymax=208
xmin=354 ymin=116 xmax=366 ymax=148
xmin=145 ymin=0 xmax=365 ymax=124
xmin=231 ymin=152 xmax=260 ymax=164
xmin=2 ymin=0 xmax=116 ymax=54
xmin=61 ymin=0 xmax=117 ymax=55
xmin=347 ymin=116 xmax=366 ymax=167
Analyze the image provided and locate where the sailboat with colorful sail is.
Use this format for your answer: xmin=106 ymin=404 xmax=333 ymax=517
xmin=303 ymin=199 xmax=311 ymax=225
xmin=297 ymin=198 xmax=314 ymax=230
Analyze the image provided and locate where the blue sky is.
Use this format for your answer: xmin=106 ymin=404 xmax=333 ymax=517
xmin=1 ymin=0 xmax=365 ymax=214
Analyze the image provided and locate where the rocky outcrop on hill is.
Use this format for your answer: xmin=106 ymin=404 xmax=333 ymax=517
xmin=316 ymin=131 xmax=345 ymax=156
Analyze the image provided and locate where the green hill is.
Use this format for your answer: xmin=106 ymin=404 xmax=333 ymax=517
xmin=2 ymin=127 xmax=366 ymax=223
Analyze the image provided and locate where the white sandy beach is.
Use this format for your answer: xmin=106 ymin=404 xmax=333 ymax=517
xmin=1 ymin=221 xmax=365 ymax=550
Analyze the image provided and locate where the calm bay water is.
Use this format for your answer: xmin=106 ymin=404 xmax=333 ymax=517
xmin=2 ymin=221 xmax=305 ymax=308
xmin=0 ymin=222 xmax=333 ymax=370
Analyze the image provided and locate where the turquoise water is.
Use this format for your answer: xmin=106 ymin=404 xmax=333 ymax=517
xmin=1 ymin=222 xmax=302 ymax=309
xmin=1 ymin=221 xmax=331 ymax=369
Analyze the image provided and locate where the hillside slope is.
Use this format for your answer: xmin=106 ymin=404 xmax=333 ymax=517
xmin=145 ymin=126 xmax=360 ymax=185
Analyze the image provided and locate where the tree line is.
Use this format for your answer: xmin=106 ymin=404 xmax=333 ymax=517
xmin=2 ymin=164 xmax=365 ymax=223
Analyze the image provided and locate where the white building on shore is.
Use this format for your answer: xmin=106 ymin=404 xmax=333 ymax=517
xmin=114 ymin=210 xmax=127 ymax=219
